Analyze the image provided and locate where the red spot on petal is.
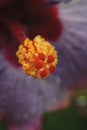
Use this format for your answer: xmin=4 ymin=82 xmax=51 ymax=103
xmin=0 ymin=0 xmax=10 ymax=8
xmin=25 ymin=7 xmax=63 ymax=42
xmin=3 ymin=40 xmax=20 ymax=68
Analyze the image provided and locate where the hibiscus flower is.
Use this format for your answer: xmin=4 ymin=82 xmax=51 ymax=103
xmin=0 ymin=0 xmax=87 ymax=130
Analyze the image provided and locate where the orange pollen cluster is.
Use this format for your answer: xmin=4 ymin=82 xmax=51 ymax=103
xmin=16 ymin=35 xmax=58 ymax=79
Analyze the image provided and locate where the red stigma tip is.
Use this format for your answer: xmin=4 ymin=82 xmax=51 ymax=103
xmin=34 ymin=59 xmax=43 ymax=69
xmin=38 ymin=53 xmax=45 ymax=61
xmin=49 ymin=65 xmax=55 ymax=73
xmin=40 ymin=70 xmax=47 ymax=78
xmin=47 ymin=55 xmax=54 ymax=63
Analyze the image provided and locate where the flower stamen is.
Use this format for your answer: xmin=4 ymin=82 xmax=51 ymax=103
xmin=16 ymin=35 xmax=58 ymax=79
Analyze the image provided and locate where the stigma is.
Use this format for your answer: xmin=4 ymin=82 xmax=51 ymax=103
xmin=16 ymin=35 xmax=58 ymax=79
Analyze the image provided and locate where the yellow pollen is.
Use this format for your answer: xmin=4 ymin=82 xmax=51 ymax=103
xmin=16 ymin=35 xmax=58 ymax=79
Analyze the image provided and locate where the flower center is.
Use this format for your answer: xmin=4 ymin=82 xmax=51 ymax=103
xmin=16 ymin=35 xmax=58 ymax=79
xmin=2 ymin=18 xmax=58 ymax=79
